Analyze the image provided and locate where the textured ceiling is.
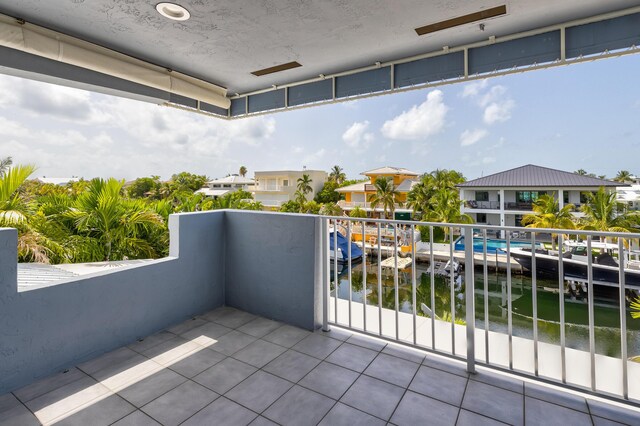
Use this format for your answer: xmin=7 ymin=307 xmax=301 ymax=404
xmin=0 ymin=0 xmax=638 ymax=94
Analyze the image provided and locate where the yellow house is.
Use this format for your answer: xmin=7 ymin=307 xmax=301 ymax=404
xmin=337 ymin=166 xmax=419 ymax=218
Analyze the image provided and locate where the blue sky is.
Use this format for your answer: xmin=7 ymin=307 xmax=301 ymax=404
xmin=1 ymin=54 xmax=639 ymax=181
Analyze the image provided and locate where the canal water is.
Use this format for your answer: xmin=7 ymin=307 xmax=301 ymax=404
xmin=332 ymin=257 xmax=640 ymax=359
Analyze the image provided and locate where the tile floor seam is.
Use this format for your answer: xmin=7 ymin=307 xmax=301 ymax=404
xmin=453 ymin=372 xmax=471 ymax=425
xmin=459 ymin=407 xmax=516 ymax=425
xmin=385 ymin=355 xmax=424 ymax=424
xmin=174 ymin=395 xmax=257 ymax=426
xmin=311 ymin=340 xmax=392 ymax=424
xmin=523 ymin=392 xmax=592 ymax=418
xmin=10 ymin=390 xmax=40 ymax=423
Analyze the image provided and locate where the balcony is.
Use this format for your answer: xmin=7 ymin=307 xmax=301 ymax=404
xmin=1 ymin=211 xmax=640 ymax=424
xmin=254 ymin=185 xmax=288 ymax=192
xmin=338 ymin=201 xmax=406 ymax=211
xmin=464 ymin=201 xmax=500 ymax=210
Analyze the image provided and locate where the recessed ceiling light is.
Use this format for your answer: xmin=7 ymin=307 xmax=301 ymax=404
xmin=156 ymin=2 xmax=190 ymax=21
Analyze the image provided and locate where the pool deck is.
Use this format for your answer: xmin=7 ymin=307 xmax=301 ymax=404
xmin=2 ymin=306 xmax=639 ymax=425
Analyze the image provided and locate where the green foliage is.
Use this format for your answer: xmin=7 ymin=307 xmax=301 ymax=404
xmin=167 ymin=172 xmax=208 ymax=193
xmin=418 ymin=225 xmax=445 ymax=243
xmin=314 ymin=180 xmax=342 ymax=203
xmin=319 ymin=203 xmax=342 ymax=216
xmin=279 ymin=200 xmax=301 ymax=213
xmin=521 ymin=194 xmax=575 ymax=250
xmin=631 ymin=296 xmax=640 ymax=320
xmin=349 ymin=206 xmax=367 ymax=218
xmin=127 ymin=176 xmax=161 ymax=198
xmin=579 ymin=186 xmax=632 ymax=233
xmin=329 ymin=165 xmax=346 ymax=185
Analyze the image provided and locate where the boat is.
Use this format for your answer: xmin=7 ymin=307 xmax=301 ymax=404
xmin=509 ymin=241 xmax=640 ymax=298
xmin=329 ymin=230 xmax=363 ymax=264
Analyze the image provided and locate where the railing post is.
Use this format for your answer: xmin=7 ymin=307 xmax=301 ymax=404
xmin=464 ymin=226 xmax=476 ymax=374
xmin=322 ymin=217 xmax=330 ymax=332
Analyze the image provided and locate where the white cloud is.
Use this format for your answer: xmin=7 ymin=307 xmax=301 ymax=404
xmin=482 ymin=156 xmax=496 ymax=164
xmin=342 ymin=121 xmax=374 ymax=149
xmin=461 ymin=79 xmax=488 ymax=98
xmin=483 ymin=99 xmax=515 ymax=124
xmin=381 ymin=90 xmax=448 ymax=140
xmin=461 ymin=80 xmax=515 ymax=125
xmin=302 ymin=148 xmax=326 ymax=167
xmin=460 ymin=128 xmax=489 ymax=147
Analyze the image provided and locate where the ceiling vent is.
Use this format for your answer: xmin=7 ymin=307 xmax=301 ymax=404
xmin=415 ymin=5 xmax=507 ymax=36
xmin=251 ymin=61 xmax=302 ymax=76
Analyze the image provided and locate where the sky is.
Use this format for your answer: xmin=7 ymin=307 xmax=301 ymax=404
xmin=1 ymin=53 xmax=639 ymax=182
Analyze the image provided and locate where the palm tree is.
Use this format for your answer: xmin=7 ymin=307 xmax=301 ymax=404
xmin=521 ymin=194 xmax=576 ymax=250
xmin=319 ymin=203 xmax=342 ymax=216
xmin=369 ymin=177 xmax=401 ymax=219
xmin=64 ymin=178 xmax=165 ymax=261
xmin=239 ymin=166 xmax=247 ymax=177
xmin=406 ymin=169 xmax=466 ymax=215
xmin=575 ymin=169 xmax=588 ymax=176
xmin=329 ymin=165 xmax=346 ymax=185
xmin=0 ymin=156 xmax=12 ymax=177
xmin=580 ymin=186 xmax=631 ymax=236
xmin=423 ymin=188 xmax=473 ymax=242
xmin=349 ymin=206 xmax=367 ymax=218
xmin=296 ymin=174 xmax=313 ymax=200
xmin=0 ymin=164 xmax=36 ymax=226
xmin=614 ymin=170 xmax=633 ymax=183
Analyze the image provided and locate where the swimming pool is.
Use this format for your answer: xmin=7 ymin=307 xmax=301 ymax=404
xmin=454 ymin=236 xmax=542 ymax=254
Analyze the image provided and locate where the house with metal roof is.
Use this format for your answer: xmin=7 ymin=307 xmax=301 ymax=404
xmin=337 ymin=166 xmax=419 ymax=218
xmin=457 ymin=164 xmax=622 ymax=228
xmin=195 ymin=175 xmax=254 ymax=199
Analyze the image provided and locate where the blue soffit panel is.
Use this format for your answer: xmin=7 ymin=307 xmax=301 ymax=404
xmin=394 ymin=51 xmax=465 ymax=88
xmin=335 ymin=66 xmax=391 ymax=98
xmin=200 ymin=101 xmax=228 ymax=117
xmin=566 ymin=13 xmax=640 ymax=58
xmin=230 ymin=97 xmax=247 ymax=116
xmin=287 ymin=79 xmax=333 ymax=106
xmin=169 ymin=93 xmax=198 ymax=109
xmin=248 ymin=89 xmax=286 ymax=113
xmin=469 ymin=30 xmax=561 ymax=74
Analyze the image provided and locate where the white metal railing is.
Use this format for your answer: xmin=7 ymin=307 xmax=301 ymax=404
xmin=255 ymin=185 xmax=288 ymax=191
xmin=320 ymin=216 xmax=640 ymax=404
xmin=337 ymin=201 xmax=406 ymax=210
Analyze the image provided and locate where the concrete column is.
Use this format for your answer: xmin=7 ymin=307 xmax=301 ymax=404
xmin=558 ymin=189 xmax=564 ymax=209
xmin=499 ymin=189 xmax=505 ymax=238
xmin=459 ymin=189 xmax=465 ymax=215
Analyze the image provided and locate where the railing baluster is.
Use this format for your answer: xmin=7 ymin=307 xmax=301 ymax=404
xmin=450 ymin=226 xmax=455 ymax=356
xmin=323 ymin=218 xmax=330 ymax=331
xmin=430 ymin=226 xmax=436 ymax=350
xmin=394 ymin=223 xmax=399 ymax=341
xmin=531 ymin=232 xmax=539 ymax=376
xmin=333 ymin=219 xmax=338 ymax=324
xmin=464 ymin=227 xmax=476 ymax=374
xmin=362 ymin=220 xmax=367 ymax=332
xmin=348 ymin=221 xmax=352 ymax=329
xmin=411 ymin=224 xmax=417 ymax=346
xmin=483 ymin=229 xmax=489 ymax=364
xmin=558 ymin=234 xmax=566 ymax=383
xmin=618 ymin=238 xmax=628 ymax=399
xmin=377 ymin=222 xmax=382 ymax=336
xmin=587 ymin=236 xmax=596 ymax=391
xmin=506 ymin=232 xmax=513 ymax=370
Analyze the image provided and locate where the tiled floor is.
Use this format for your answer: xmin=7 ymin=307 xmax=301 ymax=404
xmin=2 ymin=307 xmax=640 ymax=426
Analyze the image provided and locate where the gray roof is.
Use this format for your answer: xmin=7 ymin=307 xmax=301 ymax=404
xmin=458 ymin=165 xmax=621 ymax=188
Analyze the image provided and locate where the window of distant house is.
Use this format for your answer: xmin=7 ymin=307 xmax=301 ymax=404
xmin=477 ymin=213 xmax=487 ymax=223
xmin=213 ymin=184 xmax=220 ymax=188
xmin=283 ymin=179 xmax=289 ymax=187
xmin=580 ymin=192 xmax=592 ymax=204
xmin=516 ymin=191 xmax=546 ymax=202
xmin=563 ymin=191 xmax=570 ymax=204
xmin=475 ymin=191 xmax=489 ymax=201
xmin=223 ymin=184 xmax=231 ymax=188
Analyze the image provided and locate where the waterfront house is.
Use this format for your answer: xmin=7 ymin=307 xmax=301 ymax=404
xmin=458 ymin=164 xmax=622 ymax=228
xmin=337 ymin=166 xmax=419 ymax=219
xmin=617 ymin=176 xmax=640 ymax=211
xmin=195 ymin=174 xmax=254 ymax=199
xmin=253 ymin=169 xmax=327 ymax=210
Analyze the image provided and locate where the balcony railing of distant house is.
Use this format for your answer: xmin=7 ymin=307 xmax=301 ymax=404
xmin=255 ymin=184 xmax=288 ymax=191
xmin=338 ymin=201 xmax=406 ymax=210
xmin=318 ymin=216 xmax=640 ymax=404
xmin=464 ymin=200 xmax=500 ymax=209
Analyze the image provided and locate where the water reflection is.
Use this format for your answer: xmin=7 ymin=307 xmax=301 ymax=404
xmin=331 ymin=258 xmax=640 ymax=358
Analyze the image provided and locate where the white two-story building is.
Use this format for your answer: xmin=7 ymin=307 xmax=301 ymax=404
xmin=253 ymin=169 xmax=327 ymax=210
xmin=457 ymin=164 xmax=622 ymax=229
xmin=195 ymin=174 xmax=255 ymax=198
